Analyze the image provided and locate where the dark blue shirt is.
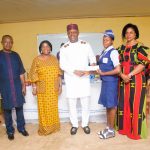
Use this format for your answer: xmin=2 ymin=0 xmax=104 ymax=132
xmin=0 ymin=50 xmax=25 ymax=109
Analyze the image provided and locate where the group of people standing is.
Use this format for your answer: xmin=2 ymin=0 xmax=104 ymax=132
xmin=0 ymin=23 xmax=149 ymax=141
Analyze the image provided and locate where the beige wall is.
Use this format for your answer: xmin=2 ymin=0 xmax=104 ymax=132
xmin=0 ymin=17 xmax=150 ymax=70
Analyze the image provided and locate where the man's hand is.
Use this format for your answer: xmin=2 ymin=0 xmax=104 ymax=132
xmin=83 ymin=71 xmax=90 ymax=76
xmin=74 ymin=70 xmax=85 ymax=77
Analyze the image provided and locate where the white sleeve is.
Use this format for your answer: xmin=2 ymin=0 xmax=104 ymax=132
xmin=87 ymin=44 xmax=96 ymax=65
xmin=59 ymin=48 xmax=74 ymax=75
xmin=110 ymin=50 xmax=120 ymax=67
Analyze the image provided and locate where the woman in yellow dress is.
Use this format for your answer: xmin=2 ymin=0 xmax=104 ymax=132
xmin=29 ymin=40 xmax=62 ymax=135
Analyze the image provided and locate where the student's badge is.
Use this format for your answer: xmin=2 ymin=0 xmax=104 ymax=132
xmin=103 ymin=58 xmax=108 ymax=63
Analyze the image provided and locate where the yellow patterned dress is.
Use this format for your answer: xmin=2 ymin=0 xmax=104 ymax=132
xmin=29 ymin=55 xmax=61 ymax=135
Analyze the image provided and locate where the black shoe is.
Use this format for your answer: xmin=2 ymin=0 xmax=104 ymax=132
xmin=83 ymin=126 xmax=90 ymax=134
xmin=70 ymin=127 xmax=78 ymax=135
xmin=19 ymin=130 xmax=29 ymax=136
xmin=8 ymin=133 xmax=14 ymax=140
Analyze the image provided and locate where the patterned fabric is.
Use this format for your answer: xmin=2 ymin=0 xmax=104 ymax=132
xmin=29 ymin=55 xmax=62 ymax=135
xmin=144 ymin=49 xmax=150 ymax=80
xmin=0 ymin=50 xmax=25 ymax=109
xmin=116 ymin=43 xmax=149 ymax=139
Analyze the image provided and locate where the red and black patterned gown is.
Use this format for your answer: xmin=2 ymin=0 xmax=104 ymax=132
xmin=116 ymin=43 xmax=149 ymax=140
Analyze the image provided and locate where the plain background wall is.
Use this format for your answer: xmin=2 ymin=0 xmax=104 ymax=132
xmin=0 ymin=17 xmax=150 ymax=71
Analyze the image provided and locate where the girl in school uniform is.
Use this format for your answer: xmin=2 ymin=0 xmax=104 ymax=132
xmin=97 ymin=30 xmax=121 ymax=139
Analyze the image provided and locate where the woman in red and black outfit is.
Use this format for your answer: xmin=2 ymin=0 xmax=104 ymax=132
xmin=116 ymin=23 xmax=149 ymax=140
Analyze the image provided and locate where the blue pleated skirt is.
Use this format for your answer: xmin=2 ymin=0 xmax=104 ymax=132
xmin=98 ymin=80 xmax=118 ymax=108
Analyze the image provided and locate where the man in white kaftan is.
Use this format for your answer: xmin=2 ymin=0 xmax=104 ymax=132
xmin=60 ymin=24 xmax=96 ymax=135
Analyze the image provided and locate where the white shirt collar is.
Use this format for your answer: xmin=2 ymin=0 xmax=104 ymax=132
xmin=100 ymin=45 xmax=114 ymax=58
xmin=104 ymin=45 xmax=114 ymax=52
xmin=68 ymin=39 xmax=80 ymax=44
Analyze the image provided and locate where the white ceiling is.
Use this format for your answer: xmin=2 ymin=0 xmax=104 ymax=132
xmin=0 ymin=0 xmax=150 ymax=23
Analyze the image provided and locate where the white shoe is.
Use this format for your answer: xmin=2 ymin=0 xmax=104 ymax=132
xmin=97 ymin=127 xmax=109 ymax=135
xmin=99 ymin=130 xmax=115 ymax=139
